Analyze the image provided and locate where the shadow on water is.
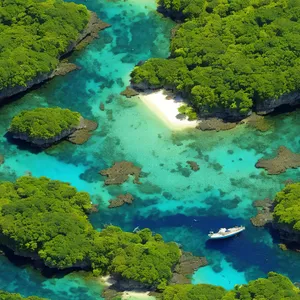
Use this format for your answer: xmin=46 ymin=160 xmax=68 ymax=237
xmin=4 ymin=132 xmax=73 ymax=155
xmin=0 ymin=245 xmax=89 ymax=279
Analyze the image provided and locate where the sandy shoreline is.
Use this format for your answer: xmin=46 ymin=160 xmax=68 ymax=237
xmin=138 ymin=90 xmax=199 ymax=130
xmin=99 ymin=276 xmax=155 ymax=299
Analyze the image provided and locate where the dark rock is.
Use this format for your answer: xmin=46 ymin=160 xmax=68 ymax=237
xmin=100 ymin=161 xmax=141 ymax=185
xmin=255 ymin=91 xmax=300 ymax=115
xmin=99 ymin=102 xmax=105 ymax=111
xmin=255 ymin=146 xmax=300 ymax=175
xmin=176 ymin=113 xmax=187 ymax=120
xmin=187 ymin=161 xmax=200 ymax=172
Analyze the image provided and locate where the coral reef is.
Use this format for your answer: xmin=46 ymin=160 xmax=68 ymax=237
xmin=187 ymin=161 xmax=200 ymax=172
xmin=170 ymin=252 xmax=208 ymax=284
xmin=108 ymin=193 xmax=134 ymax=208
xmin=255 ymin=146 xmax=300 ymax=175
xmin=67 ymin=119 xmax=98 ymax=145
xmin=250 ymin=198 xmax=273 ymax=227
xmin=100 ymin=161 xmax=141 ymax=185
xmin=120 ymin=86 xmax=139 ymax=98
xmin=197 ymin=118 xmax=236 ymax=131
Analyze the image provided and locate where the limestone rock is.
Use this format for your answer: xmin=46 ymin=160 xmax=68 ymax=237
xmin=120 ymin=86 xmax=139 ymax=98
xmin=108 ymin=193 xmax=134 ymax=208
xmin=100 ymin=161 xmax=141 ymax=185
xmin=255 ymin=146 xmax=300 ymax=175
xmin=197 ymin=118 xmax=237 ymax=131
xmin=250 ymin=198 xmax=273 ymax=227
xmin=67 ymin=118 xmax=98 ymax=145
xmin=170 ymin=252 xmax=208 ymax=285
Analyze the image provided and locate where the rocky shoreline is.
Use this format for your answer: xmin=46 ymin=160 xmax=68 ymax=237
xmin=10 ymin=117 xmax=98 ymax=148
xmin=0 ymin=12 xmax=110 ymax=102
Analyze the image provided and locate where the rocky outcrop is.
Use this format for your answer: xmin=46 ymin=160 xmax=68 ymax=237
xmin=250 ymin=198 xmax=273 ymax=227
xmin=108 ymin=193 xmax=134 ymax=208
xmin=242 ymin=113 xmax=273 ymax=132
xmin=11 ymin=117 xmax=97 ymax=147
xmin=197 ymin=118 xmax=237 ymax=131
xmin=273 ymin=223 xmax=300 ymax=244
xmin=0 ymin=12 xmax=110 ymax=102
xmin=120 ymin=86 xmax=139 ymax=98
xmin=170 ymin=252 xmax=208 ymax=285
xmin=67 ymin=119 xmax=98 ymax=145
xmin=255 ymin=92 xmax=300 ymax=115
xmin=100 ymin=161 xmax=142 ymax=185
xmin=255 ymin=146 xmax=300 ymax=175
xmin=187 ymin=161 xmax=200 ymax=172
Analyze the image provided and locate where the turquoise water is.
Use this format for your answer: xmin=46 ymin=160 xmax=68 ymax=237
xmin=0 ymin=0 xmax=300 ymax=298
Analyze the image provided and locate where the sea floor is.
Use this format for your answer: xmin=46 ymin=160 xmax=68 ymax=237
xmin=0 ymin=0 xmax=299 ymax=299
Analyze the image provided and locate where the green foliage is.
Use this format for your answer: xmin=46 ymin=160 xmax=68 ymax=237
xmin=9 ymin=107 xmax=81 ymax=139
xmin=161 ymin=283 xmax=226 ymax=300
xmin=0 ymin=0 xmax=90 ymax=90
xmin=0 ymin=290 xmax=46 ymax=299
xmin=273 ymin=183 xmax=300 ymax=232
xmin=161 ymin=272 xmax=300 ymax=300
xmin=133 ymin=0 xmax=300 ymax=116
xmin=229 ymin=272 xmax=300 ymax=300
xmin=0 ymin=176 xmax=181 ymax=286
xmin=178 ymin=104 xmax=198 ymax=120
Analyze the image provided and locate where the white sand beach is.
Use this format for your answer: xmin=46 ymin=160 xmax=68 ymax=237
xmin=139 ymin=90 xmax=199 ymax=130
xmin=122 ymin=291 xmax=155 ymax=299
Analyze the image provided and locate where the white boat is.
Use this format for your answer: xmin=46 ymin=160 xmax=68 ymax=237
xmin=208 ymin=226 xmax=245 ymax=240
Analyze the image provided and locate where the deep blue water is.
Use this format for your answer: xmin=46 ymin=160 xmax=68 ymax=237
xmin=0 ymin=0 xmax=299 ymax=298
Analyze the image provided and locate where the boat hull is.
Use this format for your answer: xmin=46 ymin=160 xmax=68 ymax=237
xmin=208 ymin=227 xmax=245 ymax=240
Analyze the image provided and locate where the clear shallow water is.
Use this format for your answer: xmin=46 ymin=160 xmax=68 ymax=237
xmin=0 ymin=0 xmax=300 ymax=298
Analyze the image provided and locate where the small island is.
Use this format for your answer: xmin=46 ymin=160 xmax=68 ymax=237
xmin=0 ymin=176 xmax=185 ymax=289
xmin=9 ymin=107 xmax=97 ymax=147
xmin=0 ymin=0 xmax=109 ymax=101
xmin=131 ymin=0 xmax=300 ymax=121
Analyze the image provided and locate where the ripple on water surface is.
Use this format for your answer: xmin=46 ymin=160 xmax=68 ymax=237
xmin=0 ymin=0 xmax=300 ymax=298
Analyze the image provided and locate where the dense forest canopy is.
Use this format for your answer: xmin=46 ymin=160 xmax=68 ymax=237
xmin=0 ymin=0 xmax=90 ymax=90
xmin=9 ymin=107 xmax=81 ymax=139
xmin=161 ymin=272 xmax=300 ymax=299
xmin=273 ymin=182 xmax=300 ymax=232
xmin=0 ymin=176 xmax=181 ymax=287
xmin=0 ymin=290 xmax=46 ymax=300
xmin=132 ymin=0 xmax=300 ymax=117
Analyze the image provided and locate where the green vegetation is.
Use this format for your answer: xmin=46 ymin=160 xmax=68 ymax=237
xmin=0 ymin=290 xmax=45 ymax=300
xmin=132 ymin=0 xmax=300 ymax=117
xmin=273 ymin=182 xmax=300 ymax=232
xmin=161 ymin=272 xmax=300 ymax=299
xmin=178 ymin=104 xmax=197 ymax=120
xmin=0 ymin=176 xmax=181 ymax=287
xmin=0 ymin=0 xmax=90 ymax=90
xmin=9 ymin=107 xmax=81 ymax=139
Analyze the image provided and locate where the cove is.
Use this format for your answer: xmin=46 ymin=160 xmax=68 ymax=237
xmin=0 ymin=0 xmax=299 ymax=299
